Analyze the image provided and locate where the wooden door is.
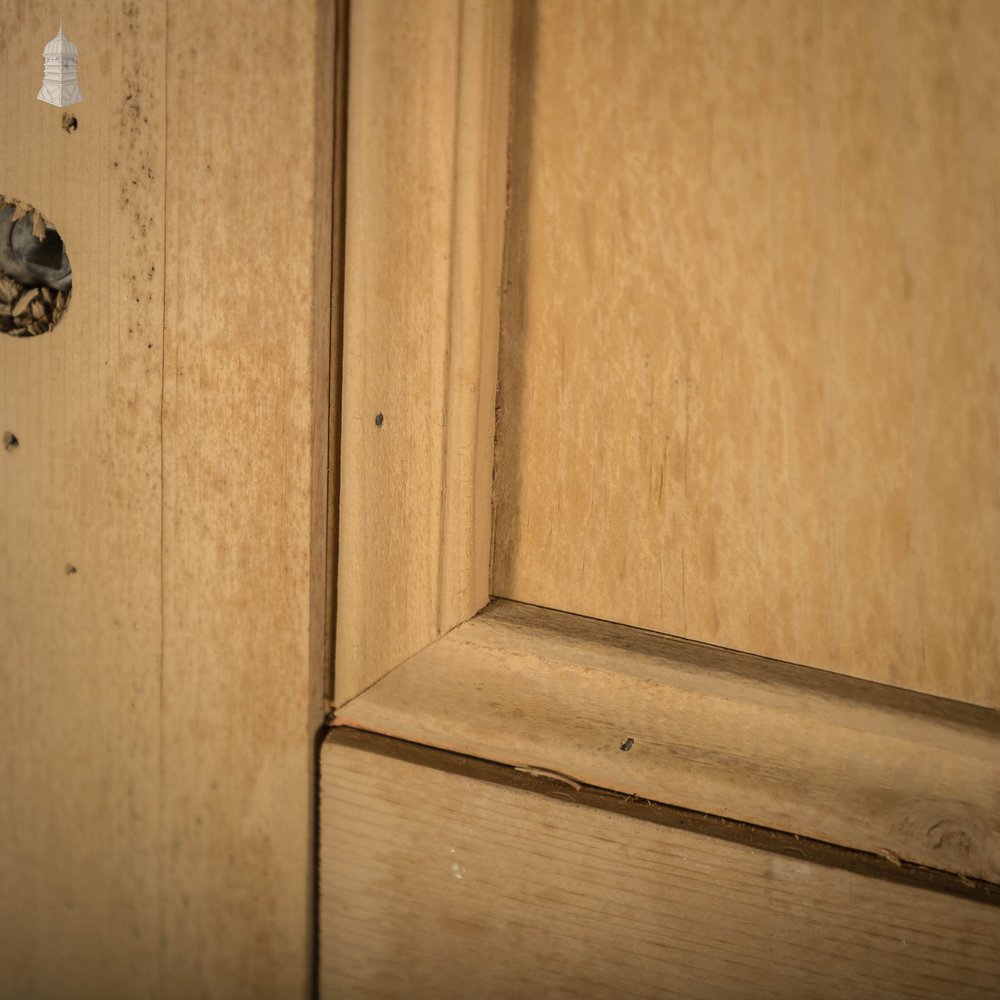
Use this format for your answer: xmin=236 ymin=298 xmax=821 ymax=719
xmin=0 ymin=3 xmax=337 ymax=996
xmin=322 ymin=1 xmax=1000 ymax=996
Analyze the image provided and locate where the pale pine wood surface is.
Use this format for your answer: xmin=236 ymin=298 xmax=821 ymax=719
xmin=0 ymin=5 xmax=166 ymax=995
xmin=337 ymin=599 xmax=1000 ymax=884
xmin=492 ymin=0 xmax=1000 ymax=707
xmin=158 ymin=2 xmax=333 ymax=995
xmin=321 ymin=731 xmax=1000 ymax=1000
xmin=0 ymin=2 xmax=334 ymax=996
xmin=334 ymin=0 xmax=511 ymax=705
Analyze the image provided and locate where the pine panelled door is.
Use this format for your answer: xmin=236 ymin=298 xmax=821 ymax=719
xmin=1 ymin=2 xmax=997 ymax=999
xmin=325 ymin=2 xmax=999 ymax=998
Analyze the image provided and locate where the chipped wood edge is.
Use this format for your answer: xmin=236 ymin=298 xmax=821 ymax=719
xmin=334 ymin=599 xmax=1000 ymax=885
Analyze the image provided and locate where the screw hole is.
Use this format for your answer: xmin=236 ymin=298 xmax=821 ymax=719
xmin=65 ymin=564 xmax=77 ymax=575
xmin=3 ymin=431 xmax=18 ymax=451
xmin=374 ymin=412 xmax=384 ymax=428
xmin=62 ymin=113 xmax=78 ymax=133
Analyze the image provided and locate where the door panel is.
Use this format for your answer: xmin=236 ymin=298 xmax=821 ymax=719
xmin=492 ymin=0 xmax=1000 ymax=707
xmin=321 ymin=730 xmax=1000 ymax=999
xmin=322 ymin=3 xmax=1000 ymax=994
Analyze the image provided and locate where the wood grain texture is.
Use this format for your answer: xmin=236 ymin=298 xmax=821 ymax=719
xmin=160 ymin=0 xmax=333 ymax=995
xmin=334 ymin=0 xmax=512 ymax=704
xmin=0 ymin=4 xmax=166 ymax=995
xmin=492 ymin=0 xmax=1000 ymax=707
xmin=336 ymin=600 xmax=1000 ymax=884
xmin=0 ymin=1 xmax=335 ymax=996
xmin=320 ymin=731 xmax=1000 ymax=999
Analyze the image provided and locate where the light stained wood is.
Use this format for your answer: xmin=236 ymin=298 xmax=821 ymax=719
xmin=320 ymin=731 xmax=1000 ymax=1000
xmin=160 ymin=0 xmax=333 ymax=995
xmin=492 ymin=0 xmax=1000 ymax=707
xmin=336 ymin=600 xmax=1000 ymax=884
xmin=0 ymin=1 xmax=336 ymax=996
xmin=0 ymin=4 xmax=166 ymax=995
xmin=334 ymin=0 xmax=512 ymax=704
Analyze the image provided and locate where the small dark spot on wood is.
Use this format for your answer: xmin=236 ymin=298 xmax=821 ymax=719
xmin=62 ymin=113 xmax=78 ymax=133
xmin=375 ymin=412 xmax=384 ymax=428
xmin=65 ymin=564 xmax=77 ymax=575
xmin=3 ymin=432 xmax=18 ymax=451
xmin=620 ymin=737 xmax=634 ymax=752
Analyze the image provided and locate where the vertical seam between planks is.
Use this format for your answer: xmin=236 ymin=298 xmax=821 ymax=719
xmin=325 ymin=0 xmax=350 ymax=707
xmin=313 ymin=0 xmax=350 ymax=994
